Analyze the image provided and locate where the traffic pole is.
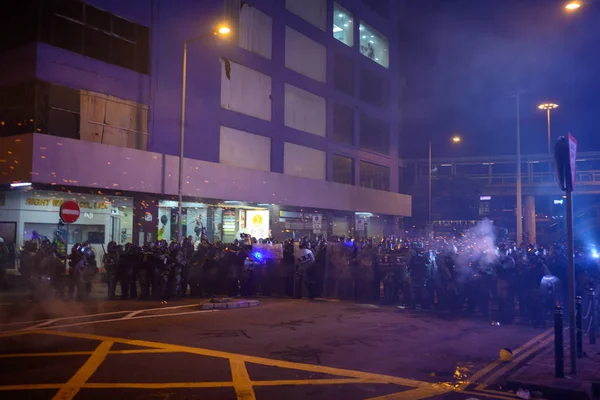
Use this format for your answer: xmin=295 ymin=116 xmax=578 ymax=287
xmin=554 ymin=306 xmax=564 ymax=378
xmin=566 ymin=189 xmax=577 ymax=374
xmin=590 ymin=288 xmax=596 ymax=345
xmin=576 ymin=296 xmax=583 ymax=358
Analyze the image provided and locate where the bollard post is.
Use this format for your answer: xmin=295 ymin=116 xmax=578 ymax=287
xmin=590 ymin=289 xmax=596 ymax=345
xmin=554 ymin=306 xmax=565 ymax=378
xmin=576 ymin=296 xmax=583 ymax=357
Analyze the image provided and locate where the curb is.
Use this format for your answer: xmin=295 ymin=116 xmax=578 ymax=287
xmin=201 ymin=300 xmax=260 ymax=310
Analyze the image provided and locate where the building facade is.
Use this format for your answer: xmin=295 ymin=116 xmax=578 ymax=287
xmin=0 ymin=0 xmax=409 ymax=265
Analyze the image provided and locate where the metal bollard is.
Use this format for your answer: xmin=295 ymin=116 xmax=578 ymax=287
xmin=576 ymin=296 xmax=583 ymax=357
xmin=590 ymin=289 xmax=596 ymax=345
xmin=554 ymin=306 xmax=564 ymax=378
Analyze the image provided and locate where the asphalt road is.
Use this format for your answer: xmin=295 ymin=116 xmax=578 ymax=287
xmin=0 ymin=298 xmax=552 ymax=400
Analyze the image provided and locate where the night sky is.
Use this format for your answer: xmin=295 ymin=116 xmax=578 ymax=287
xmin=400 ymin=0 xmax=600 ymax=159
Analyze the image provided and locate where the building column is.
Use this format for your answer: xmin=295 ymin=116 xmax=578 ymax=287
xmin=524 ymin=196 xmax=536 ymax=245
xmin=132 ymin=196 xmax=158 ymax=246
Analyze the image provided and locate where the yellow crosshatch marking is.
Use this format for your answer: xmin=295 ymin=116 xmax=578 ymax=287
xmin=0 ymin=327 xmax=546 ymax=400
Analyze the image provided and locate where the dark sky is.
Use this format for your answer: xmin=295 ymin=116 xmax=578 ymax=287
xmin=400 ymin=0 xmax=600 ymax=158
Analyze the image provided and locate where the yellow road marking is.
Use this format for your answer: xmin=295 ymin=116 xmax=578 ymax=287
xmin=230 ymin=359 xmax=256 ymax=400
xmin=457 ymin=328 xmax=552 ymax=391
xmin=52 ymin=341 xmax=113 ymax=400
xmin=0 ymin=384 xmax=63 ymax=391
xmin=474 ymin=333 xmax=553 ymax=391
xmin=83 ymin=382 xmax=234 ymax=389
xmin=0 ymin=349 xmax=173 ymax=358
xmin=366 ymin=386 xmax=447 ymax=400
xmin=477 ymin=388 xmax=522 ymax=398
xmin=37 ymin=329 xmax=440 ymax=390
xmin=252 ymin=378 xmax=373 ymax=386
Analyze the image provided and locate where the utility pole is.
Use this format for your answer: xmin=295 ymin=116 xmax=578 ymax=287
xmin=514 ymin=91 xmax=525 ymax=247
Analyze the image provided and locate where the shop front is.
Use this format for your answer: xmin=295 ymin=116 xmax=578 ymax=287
xmin=0 ymin=188 xmax=134 ymax=266
xmin=155 ymin=199 xmax=271 ymax=245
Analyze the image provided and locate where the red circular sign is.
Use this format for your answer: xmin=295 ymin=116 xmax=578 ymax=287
xmin=60 ymin=201 xmax=80 ymax=224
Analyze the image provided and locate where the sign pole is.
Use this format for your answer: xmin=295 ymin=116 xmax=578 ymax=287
xmin=566 ymin=188 xmax=576 ymax=375
xmin=64 ymin=223 xmax=70 ymax=274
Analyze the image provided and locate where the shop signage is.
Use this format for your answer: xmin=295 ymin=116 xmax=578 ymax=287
xmin=144 ymin=212 xmax=153 ymax=222
xmin=312 ymin=214 xmax=322 ymax=231
xmin=247 ymin=210 xmax=270 ymax=239
xmin=355 ymin=218 xmax=365 ymax=231
xmin=60 ymin=201 xmax=80 ymax=224
xmin=25 ymin=197 xmax=110 ymax=209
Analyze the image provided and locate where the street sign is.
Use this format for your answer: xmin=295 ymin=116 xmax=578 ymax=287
xmin=60 ymin=201 xmax=80 ymax=224
xmin=355 ymin=218 xmax=365 ymax=231
xmin=568 ymin=133 xmax=577 ymax=190
xmin=312 ymin=214 xmax=322 ymax=230
xmin=554 ymin=134 xmax=577 ymax=192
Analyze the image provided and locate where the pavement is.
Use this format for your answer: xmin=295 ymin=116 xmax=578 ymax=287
xmin=501 ymin=337 xmax=600 ymax=400
xmin=0 ymin=295 xmax=561 ymax=400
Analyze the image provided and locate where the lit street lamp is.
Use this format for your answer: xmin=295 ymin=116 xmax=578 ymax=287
xmin=565 ymin=1 xmax=581 ymax=9
xmin=178 ymin=24 xmax=231 ymax=243
xmin=428 ymin=135 xmax=462 ymax=227
xmin=537 ymin=103 xmax=559 ymax=155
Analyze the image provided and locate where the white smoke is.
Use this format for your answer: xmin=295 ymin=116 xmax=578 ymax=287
xmin=452 ymin=219 xmax=498 ymax=279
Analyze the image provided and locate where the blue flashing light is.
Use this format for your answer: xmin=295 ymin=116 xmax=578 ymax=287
xmin=252 ymin=251 xmax=263 ymax=260
xmin=592 ymin=250 xmax=599 ymax=259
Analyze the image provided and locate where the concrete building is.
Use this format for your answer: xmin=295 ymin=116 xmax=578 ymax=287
xmin=0 ymin=0 xmax=410 ymax=265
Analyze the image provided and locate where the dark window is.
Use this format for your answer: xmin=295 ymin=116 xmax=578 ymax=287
xmin=332 ymin=102 xmax=354 ymax=146
xmin=52 ymin=14 xmax=84 ymax=53
xmin=359 ymin=113 xmax=389 ymax=154
xmin=0 ymin=2 xmax=38 ymax=53
xmin=359 ymin=161 xmax=389 ymax=191
xmin=85 ymin=5 xmax=111 ymax=31
xmin=359 ymin=68 xmax=389 ymax=108
xmin=333 ymin=53 xmax=354 ymax=96
xmin=332 ymin=155 xmax=353 ymax=185
xmin=36 ymin=0 xmax=150 ymax=75
xmin=47 ymin=83 xmax=81 ymax=139
xmin=0 ymin=81 xmax=37 ymax=137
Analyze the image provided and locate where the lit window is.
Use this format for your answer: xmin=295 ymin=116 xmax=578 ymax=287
xmin=333 ymin=3 xmax=353 ymax=47
xmin=359 ymin=21 xmax=389 ymax=68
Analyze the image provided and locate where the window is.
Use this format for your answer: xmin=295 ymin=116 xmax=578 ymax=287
xmin=284 ymin=84 xmax=326 ymax=137
xmin=333 ymin=3 xmax=353 ymax=47
xmin=334 ymin=53 xmax=354 ymax=95
xmin=238 ymin=4 xmax=272 ymax=59
xmin=220 ymin=126 xmax=271 ymax=172
xmin=360 ymin=161 xmax=389 ymax=191
xmin=47 ymin=84 xmax=81 ymax=140
xmin=332 ymin=102 xmax=354 ymax=145
xmin=332 ymin=155 xmax=353 ymax=185
xmin=360 ymin=68 xmax=389 ymax=108
xmin=359 ymin=113 xmax=390 ymax=154
xmin=285 ymin=0 xmax=326 ymax=31
xmin=359 ymin=22 xmax=389 ymax=68
xmin=0 ymin=81 xmax=37 ymax=137
xmin=79 ymin=90 xmax=148 ymax=150
xmin=37 ymin=1 xmax=150 ymax=74
xmin=284 ymin=142 xmax=326 ymax=180
xmin=0 ymin=2 xmax=39 ymax=53
xmin=285 ymin=27 xmax=326 ymax=82
xmin=221 ymin=59 xmax=272 ymax=121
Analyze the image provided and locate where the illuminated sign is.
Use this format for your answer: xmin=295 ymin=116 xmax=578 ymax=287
xmin=246 ymin=210 xmax=270 ymax=239
xmin=25 ymin=198 xmax=110 ymax=209
xmin=480 ymin=196 xmax=492 ymax=201
xmin=554 ymin=199 xmax=564 ymax=205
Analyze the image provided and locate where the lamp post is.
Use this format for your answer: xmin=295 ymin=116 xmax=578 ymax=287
xmin=428 ymin=135 xmax=461 ymax=227
xmin=177 ymin=25 xmax=231 ymax=243
xmin=515 ymin=92 xmax=523 ymax=247
xmin=538 ymin=103 xmax=559 ymax=155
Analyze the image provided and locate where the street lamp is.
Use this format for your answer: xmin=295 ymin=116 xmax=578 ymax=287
xmin=178 ymin=23 xmax=231 ymax=243
xmin=537 ymin=103 xmax=559 ymax=155
xmin=565 ymin=1 xmax=581 ymax=9
xmin=428 ymin=135 xmax=462 ymax=227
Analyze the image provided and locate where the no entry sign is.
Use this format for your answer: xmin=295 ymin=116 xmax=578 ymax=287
xmin=60 ymin=201 xmax=80 ymax=224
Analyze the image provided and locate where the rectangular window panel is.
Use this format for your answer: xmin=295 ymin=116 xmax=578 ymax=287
xmin=359 ymin=68 xmax=389 ymax=108
xmin=332 ymin=102 xmax=354 ymax=145
xmin=112 ymin=16 xmax=136 ymax=41
xmin=359 ymin=21 xmax=389 ymax=68
xmin=221 ymin=59 xmax=272 ymax=121
xmin=238 ymin=4 xmax=272 ymax=59
xmin=332 ymin=155 xmax=353 ymax=185
xmin=83 ymin=25 xmax=111 ymax=62
xmin=53 ymin=15 xmax=83 ymax=54
xmin=111 ymin=35 xmax=136 ymax=71
xmin=333 ymin=53 xmax=354 ymax=96
xmin=333 ymin=3 xmax=353 ymax=47
xmin=85 ymin=5 xmax=111 ymax=32
xmin=359 ymin=113 xmax=390 ymax=154
xmin=285 ymin=27 xmax=326 ymax=83
xmin=285 ymin=0 xmax=326 ymax=31
xmin=284 ymin=142 xmax=326 ymax=180
xmin=284 ymin=84 xmax=326 ymax=137
xmin=360 ymin=161 xmax=389 ymax=191
xmin=220 ymin=126 xmax=271 ymax=172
